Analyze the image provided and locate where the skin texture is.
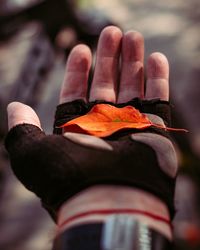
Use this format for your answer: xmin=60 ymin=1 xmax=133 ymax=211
xmin=7 ymin=26 xmax=169 ymax=127
xmin=57 ymin=186 xmax=172 ymax=239
xmin=7 ymin=26 xmax=172 ymax=239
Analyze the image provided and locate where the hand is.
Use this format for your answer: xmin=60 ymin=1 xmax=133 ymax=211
xmin=8 ymin=26 xmax=169 ymax=128
xmin=5 ymin=26 xmax=177 ymax=240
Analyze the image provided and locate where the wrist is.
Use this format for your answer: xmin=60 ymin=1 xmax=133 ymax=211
xmin=57 ymin=185 xmax=172 ymax=240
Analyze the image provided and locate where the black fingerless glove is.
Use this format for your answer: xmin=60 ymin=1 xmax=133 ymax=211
xmin=5 ymin=98 xmax=178 ymax=221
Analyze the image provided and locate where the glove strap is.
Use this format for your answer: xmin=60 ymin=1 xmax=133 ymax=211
xmin=53 ymin=215 xmax=173 ymax=250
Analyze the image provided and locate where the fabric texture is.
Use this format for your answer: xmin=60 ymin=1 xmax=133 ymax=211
xmin=5 ymin=98 xmax=177 ymax=221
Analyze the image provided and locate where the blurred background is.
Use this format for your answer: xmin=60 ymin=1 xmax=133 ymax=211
xmin=0 ymin=0 xmax=200 ymax=249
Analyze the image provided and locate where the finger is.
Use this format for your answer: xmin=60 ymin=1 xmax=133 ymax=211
xmin=145 ymin=52 xmax=169 ymax=101
xmin=89 ymin=26 xmax=122 ymax=103
xmin=7 ymin=102 xmax=42 ymax=130
xmin=118 ymin=31 xmax=144 ymax=103
xmin=59 ymin=44 xmax=92 ymax=104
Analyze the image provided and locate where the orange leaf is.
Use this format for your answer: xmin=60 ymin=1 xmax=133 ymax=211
xmin=60 ymin=104 xmax=153 ymax=137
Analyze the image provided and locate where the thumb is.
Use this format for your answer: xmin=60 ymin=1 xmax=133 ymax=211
xmin=7 ymin=102 xmax=42 ymax=130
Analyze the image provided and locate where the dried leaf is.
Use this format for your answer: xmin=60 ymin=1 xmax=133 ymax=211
xmin=60 ymin=104 xmax=188 ymax=137
xmin=60 ymin=104 xmax=152 ymax=137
